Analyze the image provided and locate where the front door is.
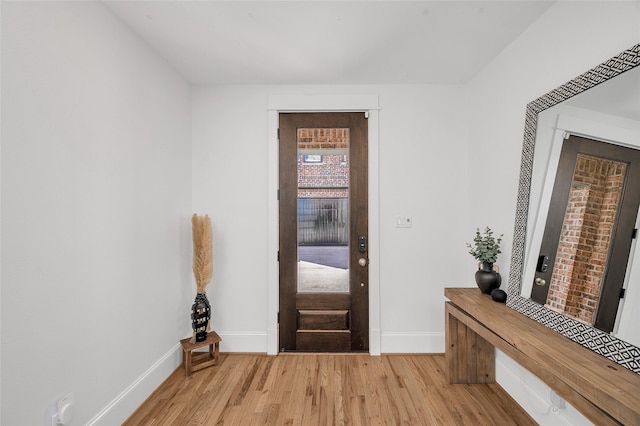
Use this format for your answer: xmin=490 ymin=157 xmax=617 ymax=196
xmin=279 ymin=112 xmax=369 ymax=352
xmin=530 ymin=135 xmax=640 ymax=332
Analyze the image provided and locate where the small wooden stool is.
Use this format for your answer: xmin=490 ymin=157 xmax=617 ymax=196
xmin=179 ymin=331 xmax=221 ymax=376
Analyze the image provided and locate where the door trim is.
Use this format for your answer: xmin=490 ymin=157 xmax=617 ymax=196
xmin=266 ymin=94 xmax=380 ymax=355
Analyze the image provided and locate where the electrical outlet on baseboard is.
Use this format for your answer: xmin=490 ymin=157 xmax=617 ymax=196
xmin=550 ymin=390 xmax=566 ymax=410
xmin=52 ymin=392 xmax=75 ymax=425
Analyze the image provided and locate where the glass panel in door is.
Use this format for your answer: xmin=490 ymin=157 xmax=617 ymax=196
xmin=297 ymin=128 xmax=349 ymax=292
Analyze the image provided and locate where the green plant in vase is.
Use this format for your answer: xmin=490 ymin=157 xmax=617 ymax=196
xmin=467 ymin=227 xmax=503 ymax=294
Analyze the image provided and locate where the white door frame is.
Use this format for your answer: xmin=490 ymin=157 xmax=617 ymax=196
xmin=266 ymin=94 xmax=381 ymax=355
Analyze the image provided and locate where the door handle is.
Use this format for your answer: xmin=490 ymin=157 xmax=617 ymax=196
xmin=358 ymin=258 xmax=367 ymax=267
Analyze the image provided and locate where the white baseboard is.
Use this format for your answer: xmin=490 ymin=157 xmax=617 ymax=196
xmin=86 ymin=344 xmax=182 ymax=425
xmin=204 ymin=331 xmax=431 ymax=354
xmin=213 ymin=331 xmax=268 ymax=353
xmin=380 ymin=332 xmax=444 ymax=353
xmin=201 ymin=330 xmax=424 ymax=354
xmin=369 ymin=328 xmax=381 ymax=355
xmin=267 ymin=327 xmax=278 ymax=355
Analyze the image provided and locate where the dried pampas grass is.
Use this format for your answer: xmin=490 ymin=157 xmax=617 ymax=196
xmin=192 ymin=213 xmax=213 ymax=293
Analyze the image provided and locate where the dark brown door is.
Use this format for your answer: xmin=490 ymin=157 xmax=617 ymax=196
xmin=279 ymin=112 xmax=368 ymax=352
xmin=530 ymin=135 xmax=640 ymax=332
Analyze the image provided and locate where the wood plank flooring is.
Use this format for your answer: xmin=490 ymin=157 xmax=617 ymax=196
xmin=124 ymin=353 xmax=535 ymax=425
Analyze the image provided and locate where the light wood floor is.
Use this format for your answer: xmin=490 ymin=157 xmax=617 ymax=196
xmin=124 ymin=353 xmax=535 ymax=425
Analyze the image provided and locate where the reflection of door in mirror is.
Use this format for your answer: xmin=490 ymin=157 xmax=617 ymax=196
xmin=531 ymin=135 xmax=640 ymax=332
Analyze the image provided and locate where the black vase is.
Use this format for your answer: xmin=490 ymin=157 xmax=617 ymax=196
xmin=475 ymin=262 xmax=502 ymax=294
xmin=191 ymin=293 xmax=211 ymax=342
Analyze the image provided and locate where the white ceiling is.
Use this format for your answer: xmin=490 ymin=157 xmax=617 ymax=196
xmin=105 ymin=1 xmax=555 ymax=85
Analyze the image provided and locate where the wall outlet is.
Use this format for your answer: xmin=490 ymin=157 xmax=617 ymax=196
xmin=550 ymin=390 xmax=566 ymax=410
xmin=395 ymin=216 xmax=413 ymax=228
xmin=52 ymin=392 xmax=75 ymax=425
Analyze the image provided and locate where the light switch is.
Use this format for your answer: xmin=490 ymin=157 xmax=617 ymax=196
xmin=396 ymin=216 xmax=413 ymax=228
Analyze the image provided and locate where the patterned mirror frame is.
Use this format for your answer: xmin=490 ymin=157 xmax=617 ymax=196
xmin=507 ymin=43 xmax=640 ymax=374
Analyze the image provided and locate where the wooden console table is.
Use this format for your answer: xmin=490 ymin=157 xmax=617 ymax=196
xmin=445 ymin=287 xmax=640 ymax=425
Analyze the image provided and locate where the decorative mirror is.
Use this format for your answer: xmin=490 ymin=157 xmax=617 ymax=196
xmin=507 ymin=44 xmax=640 ymax=374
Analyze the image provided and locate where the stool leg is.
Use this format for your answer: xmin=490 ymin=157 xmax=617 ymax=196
xmin=214 ymin=342 xmax=220 ymax=365
xmin=184 ymin=350 xmax=192 ymax=377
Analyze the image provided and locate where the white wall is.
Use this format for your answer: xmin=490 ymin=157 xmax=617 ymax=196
xmin=192 ymin=84 xmax=471 ymax=354
xmin=468 ymin=2 xmax=640 ymax=424
xmin=3 ymin=1 xmax=639 ymax=424
xmin=1 ymin=3 xmax=192 ymax=425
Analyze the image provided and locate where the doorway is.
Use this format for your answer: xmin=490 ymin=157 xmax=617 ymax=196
xmin=530 ymin=135 xmax=640 ymax=332
xmin=279 ymin=112 xmax=369 ymax=352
